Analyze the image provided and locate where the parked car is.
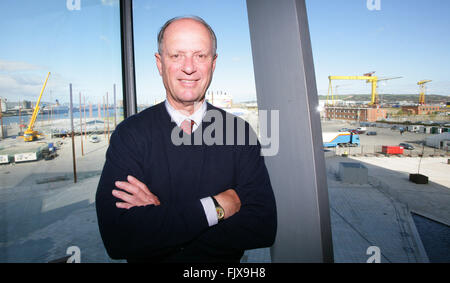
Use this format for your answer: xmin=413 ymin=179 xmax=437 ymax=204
xmin=399 ymin=143 xmax=414 ymax=150
xmin=356 ymin=127 xmax=366 ymax=134
xmin=89 ymin=135 xmax=100 ymax=143
xmin=366 ymin=131 xmax=377 ymax=136
xmin=339 ymin=128 xmax=350 ymax=132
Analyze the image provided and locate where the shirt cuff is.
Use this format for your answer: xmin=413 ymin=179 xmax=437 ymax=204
xmin=200 ymin=197 xmax=218 ymax=227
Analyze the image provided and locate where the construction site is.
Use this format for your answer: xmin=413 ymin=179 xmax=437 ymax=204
xmin=319 ymin=72 xmax=450 ymax=263
xmin=0 ymin=68 xmax=449 ymax=263
xmin=0 ymin=73 xmax=121 ymax=169
xmin=323 ymin=72 xmax=447 ymax=122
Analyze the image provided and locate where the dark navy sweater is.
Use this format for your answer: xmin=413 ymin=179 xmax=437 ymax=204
xmin=95 ymin=102 xmax=277 ymax=262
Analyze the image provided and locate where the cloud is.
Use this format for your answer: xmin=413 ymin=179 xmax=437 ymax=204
xmin=0 ymin=73 xmax=43 ymax=99
xmin=0 ymin=72 xmax=68 ymax=101
xmin=0 ymin=60 xmax=40 ymax=72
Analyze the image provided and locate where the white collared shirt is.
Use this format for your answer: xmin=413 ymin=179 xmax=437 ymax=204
xmin=164 ymin=100 xmax=207 ymax=133
xmin=164 ymin=100 xmax=218 ymax=227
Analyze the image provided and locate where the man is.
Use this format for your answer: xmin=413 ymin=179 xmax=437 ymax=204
xmin=96 ymin=16 xmax=277 ymax=263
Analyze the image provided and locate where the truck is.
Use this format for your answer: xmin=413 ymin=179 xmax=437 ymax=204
xmin=42 ymin=142 xmax=57 ymax=160
xmin=322 ymin=132 xmax=360 ymax=148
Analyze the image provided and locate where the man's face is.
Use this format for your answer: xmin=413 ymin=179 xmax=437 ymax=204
xmin=156 ymin=19 xmax=217 ymax=108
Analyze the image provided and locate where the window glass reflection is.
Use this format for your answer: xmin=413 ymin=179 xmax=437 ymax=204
xmin=307 ymin=0 xmax=450 ymax=262
xmin=0 ymin=0 xmax=122 ymax=262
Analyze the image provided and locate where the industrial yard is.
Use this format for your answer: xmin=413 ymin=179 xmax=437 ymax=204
xmin=322 ymin=119 xmax=449 ymax=157
xmin=0 ymin=70 xmax=448 ymax=262
xmin=0 ymin=113 xmax=449 ymax=262
xmin=322 ymin=118 xmax=450 ymax=263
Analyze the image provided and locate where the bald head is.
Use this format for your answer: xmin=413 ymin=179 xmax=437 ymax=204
xmin=157 ymin=16 xmax=217 ymax=56
xmin=154 ymin=16 xmax=218 ymax=113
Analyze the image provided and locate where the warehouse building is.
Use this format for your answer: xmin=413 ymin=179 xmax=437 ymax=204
xmin=426 ymin=132 xmax=450 ymax=150
xmin=401 ymin=105 xmax=444 ymax=115
xmin=325 ymin=106 xmax=387 ymax=122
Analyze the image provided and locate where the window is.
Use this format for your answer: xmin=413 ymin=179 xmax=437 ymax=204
xmin=308 ymin=0 xmax=450 ymax=262
xmin=133 ymin=0 xmax=259 ymax=134
xmin=0 ymin=0 xmax=122 ymax=263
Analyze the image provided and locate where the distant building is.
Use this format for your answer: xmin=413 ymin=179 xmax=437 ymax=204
xmin=325 ymin=106 xmax=387 ymax=122
xmin=426 ymin=132 xmax=450 ymax=150
xmin=23 ymin=100 xmax=32 ymax=110
xmin=401 ymin=105 xmax=443 ymax=115
xmin=206 ymin=91 xmax=232 ymax=109
xmin=0 ymin=97 xmax=7 ymax=112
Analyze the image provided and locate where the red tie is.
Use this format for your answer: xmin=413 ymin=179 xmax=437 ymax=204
xmin=180 ymin=119 xmax=195 ymax=134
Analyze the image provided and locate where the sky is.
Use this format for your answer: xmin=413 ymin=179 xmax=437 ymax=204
xmin=0 ymin=0 xmax=449 ymax=106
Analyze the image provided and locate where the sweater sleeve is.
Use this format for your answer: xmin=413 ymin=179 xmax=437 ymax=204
xmin=95 ymin=121 xmax=209 ymax=260
xmin=184 ymin=136 xmax=278 ymax=256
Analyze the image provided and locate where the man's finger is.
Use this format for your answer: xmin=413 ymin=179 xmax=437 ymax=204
xmin=115 ymin=180 xmax=139 ymax=194
xmin=115 ymin=181 xmax=149 ymax=201
xmin=112 ymin=189 xmax=137 ymax=206
xmin=127 ymin=176 xmax=160 ymax=201
xmin=112 ymin=187 xmax=160 ymax=207
xmin=127 ymin=175 xmax=156 ymax=195
xmin=116 ymin=202 xmax=134 ymax=210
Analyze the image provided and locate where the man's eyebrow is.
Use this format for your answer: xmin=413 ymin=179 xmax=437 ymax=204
xmin=166 ymin=50 xmax=185 ymax=54
xmin=167 ymin=49 xmax=211 ymax=54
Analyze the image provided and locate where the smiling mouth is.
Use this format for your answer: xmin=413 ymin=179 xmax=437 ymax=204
xmin=179 ymin=79 xmax=199 ymax=86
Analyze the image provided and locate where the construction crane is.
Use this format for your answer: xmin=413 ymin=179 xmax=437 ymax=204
xmin=377 ymin=76 xmax=403 ymax=105
xmin=23 ymin=72 xmax=51 ymax=142
xmin=328 ymin=72 xmax=402 ymax=106
xmin=417 ymin=80 xmax=432 ymax=105
xmin=326 ymin=83 xmax=351 ymax=105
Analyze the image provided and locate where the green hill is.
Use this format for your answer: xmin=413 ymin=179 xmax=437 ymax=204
xmin=318 ymin=94 xmax=449 ymax=104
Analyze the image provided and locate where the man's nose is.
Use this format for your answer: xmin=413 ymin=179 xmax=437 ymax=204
xmin=181 ymin=56 xmax=196 ymax=74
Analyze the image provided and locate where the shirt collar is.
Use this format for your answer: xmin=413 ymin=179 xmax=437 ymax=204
xmin=164 ymin=99 xmax=207 ymax=127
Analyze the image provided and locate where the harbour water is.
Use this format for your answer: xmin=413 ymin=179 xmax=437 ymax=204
xmin=1 ymin=108 xmax=124 ymax=127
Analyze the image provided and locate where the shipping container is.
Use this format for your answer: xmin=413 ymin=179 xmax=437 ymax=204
xmin=382 ymin=146 xmax=404 ymax=155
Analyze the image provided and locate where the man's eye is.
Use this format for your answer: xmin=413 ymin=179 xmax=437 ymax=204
xmin=171 ymin=54 xmax=179 ymax=59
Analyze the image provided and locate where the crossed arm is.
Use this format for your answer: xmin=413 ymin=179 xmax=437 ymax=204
xmin=96 ymin=124 xmax=277 ymax=260
xmin=113 ymin=175 xmax=241 ymax=220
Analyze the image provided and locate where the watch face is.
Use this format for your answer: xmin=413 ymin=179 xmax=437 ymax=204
xmin=216 ymin=207 xmax=225 ymax=220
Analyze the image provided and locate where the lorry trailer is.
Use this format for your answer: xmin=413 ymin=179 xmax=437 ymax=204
xmin=323 ymin=132 xmax=360 ymax=148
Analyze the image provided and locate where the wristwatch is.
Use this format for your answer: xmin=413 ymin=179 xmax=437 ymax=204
xmin=212 ymin=197 xmax=225 ymax=222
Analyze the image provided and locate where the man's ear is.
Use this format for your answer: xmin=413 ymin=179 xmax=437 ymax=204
xmin=155 ymin=53 xmax=163 ymax=76
xmin=212 ymin=53 xmax=218 ymax=72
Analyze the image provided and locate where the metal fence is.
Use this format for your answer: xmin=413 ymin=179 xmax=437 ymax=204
xmin=332 ymin=145 xmax=449 ymax=157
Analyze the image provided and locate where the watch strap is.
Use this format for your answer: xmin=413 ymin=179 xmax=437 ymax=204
xmin=211 ymin=196 xmax=225 ymax=222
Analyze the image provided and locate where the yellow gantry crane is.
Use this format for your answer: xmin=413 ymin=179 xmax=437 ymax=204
xmin=417 ymin=80 xmax=432 ymax=105
xmin=327 ymin=72 xmax=402 ymax=106
xmin=23 ymin=72 xmax=51 ymax=142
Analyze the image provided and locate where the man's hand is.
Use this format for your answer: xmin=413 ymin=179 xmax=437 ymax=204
xmin=214 ymin=189 xmax=241 ymax=219
xmin=113 ymin=175 xmax=161 ymax=209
